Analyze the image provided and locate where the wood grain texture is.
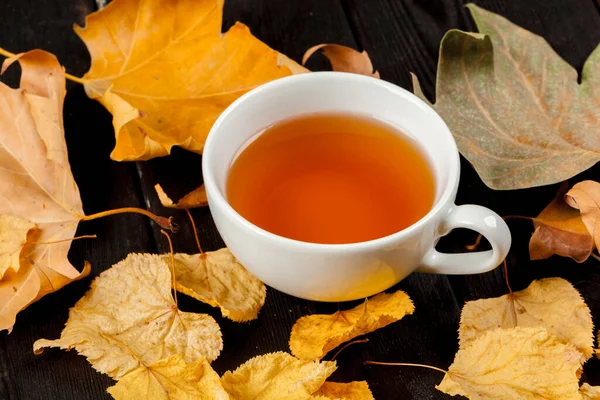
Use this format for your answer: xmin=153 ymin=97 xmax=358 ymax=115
xmin=2 ymin=0 xmax=600 ymax=399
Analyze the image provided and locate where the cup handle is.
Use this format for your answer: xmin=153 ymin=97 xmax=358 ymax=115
xmin=417 ymin=204 xmax=511 ymax=274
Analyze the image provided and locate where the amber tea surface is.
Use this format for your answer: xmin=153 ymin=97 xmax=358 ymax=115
xmin=226 ymin=113 xmax=435 ymax=244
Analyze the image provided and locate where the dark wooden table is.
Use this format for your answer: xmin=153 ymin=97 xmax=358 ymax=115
xmin=2 ymin=0 xmax=600 ymax=399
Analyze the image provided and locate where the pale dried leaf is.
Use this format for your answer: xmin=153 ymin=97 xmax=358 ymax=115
xmin=107 ymin=355 xmax=230 ymax=400
xmin=290 ymin=290 xmax=414 ymax=360
xmin=302 ymin=44 xmax=379 ymax=78
xmin=221 ymin=352 xmax=337 ymax=400
xmin=165 ymin=249 xmax=266 ymax=322
xmin=0 ymin=215 xmax=36 ymax=279
xmin=313 ymin=381 xmax=374 ymax=400
xmin=154 ymin=184 xmax=208 ymax=209
xmin=459 ymin=278 xmax=594 ymax=359
xmin=412 ymin=4 xmax=600 ymax=189
xmin=34 ymin=253 xmax=222 ymax=379
xmin=438 ymin=327 xmax=584 ymax=399
xmin=565 ymin=181 xmax=600 ymax=252
xmin=581 ymin=383 xmax=600 ymax=400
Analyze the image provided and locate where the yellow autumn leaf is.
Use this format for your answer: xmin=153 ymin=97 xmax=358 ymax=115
xmin=0 ymin=215 xmax=36 ymax=279
xmin=438 ymin=327 xmax=584 ymax=399
xmin=302 ymin=44 xmax=379 ymax=78
xmin=290 ymin=290 xmax=414 ymax=360
xmin=164 ymin=248 xmax=266 ymax=322
xmin=33 ymin=253 xmax=223 ymax=379
xmin=220 ymin=352 xmax=337 ymax=399
xmin=155 ymin=184 xmax=208 ymax=209
xmin=75 ymin=0 xmax=307 ymax=161
xmin=313 ymin=381 xmax=374 ymax=400
xmin=458 ymin=278 xmax=594 ymax=359
xmin=107 ymin=355 xmax=230 ymax=400
xmin=581 ymin=383 xmax=600 ymax=399
xmin=0 ymin=50 xmax=91 ymax=332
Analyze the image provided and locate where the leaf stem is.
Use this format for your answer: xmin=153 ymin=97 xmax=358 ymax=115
xmin=161 ymin=230 xmax=178 ymax=308
xmin=330 ymin=338 xmax=369 ymax=361
xmin=81 ymin=207 xmax=178 ymax=232
xmin=30 ymin=234 xmax=97 ymax=245
xmin=364 ymin=361 xmax=448 ymax=374
xmin=0 ymin=47 xmax=85 ymax=84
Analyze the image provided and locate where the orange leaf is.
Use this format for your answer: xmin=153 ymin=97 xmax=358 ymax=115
xmin=529 ymin=183 xmax=593 ymax=262
xmin=75 ymin=0 xmax=308 ymax=161
xmin=565 ymin=181 xmax=600 ymax=252
xmin=154 ymin=184 xmax=207 ymax=209
xmin=0 ymin=50 xmax=90 ymax=332
xmin=302 ymin=44 xmax=379 ymax=78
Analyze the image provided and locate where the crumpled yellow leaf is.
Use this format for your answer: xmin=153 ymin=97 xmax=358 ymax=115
xmin=290 ymin=290 xmax=414 ymax=360
xmin=438 ymin=327 xmax=584 ymax=399
xmin=529 ymin=183 xmax=593 ymax=262
xmin=75 ymin=0 xmax=307 ymax=161
xmin=221 ymin=352 xmax=336 ymax=400
xmin=565 ymin=181 xmax=600 ymax=252
xmin=107 ymin=354 xmax=230 ymax=400
xmin=0 ymin=215 xmax=36 ymax=279
xmin=302 ymin=44 xmax=379 ymax=78
xmin=412 ymin=4 xmax=600 ymax=190
xmin=581 ymin=383 xmax=600 ymax=399
xmin=154 ymin=184 xmax=208 ymax=209
xmin=164 ymin=249 xmax=266 ymax=322
xmin=0 ymin=50 xmax=90 ymax=332
xmin=459 ymin=278 xmax=594 ymax=359
xmin=313 ymin=381 xmax=374 ymax=400
xmin=33 ymin=253 xmax=223 ymax=379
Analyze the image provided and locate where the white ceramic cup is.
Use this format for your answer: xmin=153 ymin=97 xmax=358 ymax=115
xmin=203 ymin=72 xmax=511 ymax=302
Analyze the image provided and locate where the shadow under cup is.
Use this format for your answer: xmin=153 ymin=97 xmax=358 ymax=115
xmin=203 ymin=72 xmax=461 ymax=301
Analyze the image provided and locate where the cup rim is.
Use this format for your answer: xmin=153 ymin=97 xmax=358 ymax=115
xmin=203 ymin=71 xmax=460 ymax=252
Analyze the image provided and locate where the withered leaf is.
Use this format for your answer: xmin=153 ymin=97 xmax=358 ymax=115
xmin=290 ymin=290 xmax=414 ymax=360
xmin=438 ymin=327 xmax=584 ymax=399
xmin=164 ymin=249 xmax=266 ymax=322
xmin=581 ymin=383 xmax=600 ymax=400
xmin=155 ymin=184 xmax=208 ymax=209
xmin=313 ymin=381 xmax=374 ymax=400
xmin=76 ymin=0 xmax=307 ymax=161
xmin=0 ymin=215 xmax=36 ymax=280
xmin=0 ymin=50 xmax=90 ymax=332
xmin=529 ymin=184 xmax=592 ymax=262
xmin=302 ymin=44 xmax=379 ymax=78
xmin=459 ymin=278 xmax=593 ymax=359
xmin=34 ymin=253 xmax=223 ymax=379
xmin=221 ymin=352 xmax=337 ymax=400
xmin=107 ymin=355 xmax=229 ymax=400
xmin=412 ymin=4 xmax=600 ymax=190
xmin=565 ymin=181 xmax=600 ymax=252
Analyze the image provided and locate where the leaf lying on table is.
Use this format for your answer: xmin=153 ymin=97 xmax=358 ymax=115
xmin=220 ymin=352 xmax=337 ymax=399
xmin=302 ymin=44 xmax=379 ymax=78
xmin=313 ymin=381 xmax=374 ymax=400
xmin=155 ymin=184 xmax=208 ymax=209
xmin=0 ymin=50 xmax=90 ymax=333
xmin=163 ymin=248 xmax=266 ymax=322
xmin=459 ymin=278 xmax=594 ymax=359
xmin=565 ymin=181 xmax=600 ymax=253
xmin=75 ymin=0 xmax=307 ymax=161
xmin=529 ymin=183 xmax=593 ymax=262
xmin=107 ymin=355 xmax=229 ymax=400
xmin=581 ymin=383 xmax=600 ymax=400
xmin=290 ymin=290 xmax=414 ymax=360
xmin=438 ymin=327 xmax=584 ymax=399
xmin=0 ymin=215 xmax=36 ymax=280
xmin=412 ymin=4 xmax=600 ymax=190
xmin=34 ymin=253 xmax=223 ymax=379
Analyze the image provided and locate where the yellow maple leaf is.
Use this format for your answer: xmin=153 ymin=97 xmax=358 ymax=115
xmin=0 ymin=215 xmax=36 ymax=280
xmin=33 ymin=253 xmax=222 ymax=379
xmin=581 ymin=383 xmax=600 ymax=399
xmin=220 ymin=352 xmax=337 ymax=399
xmin=313 ymin=381 xmax=374 ymax=400
xmin=107 ymin=354 xmax=230 ymax=400
xmin=0 ymin=50 xmax=91 ymax=332
xmin=290 ymin=290 xmax=414 ymax=360
xmin=459 ymin=277 xmax=594 ymax=359
xmin=438 ymin=327 xmax=584 ymax=399
xmin=164 ymin=248 xmax=266 ymax=322
xmin=75 ymin=0 xmax=307 ymax=161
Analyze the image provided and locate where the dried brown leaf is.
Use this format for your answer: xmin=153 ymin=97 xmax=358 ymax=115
xmin=302 ymin=44 xmax=379 ymax=78
xmin=154 ymin=184 xmax=208 ymax=209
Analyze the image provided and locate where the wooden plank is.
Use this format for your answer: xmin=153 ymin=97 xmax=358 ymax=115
xmin=344 ymin=0 xmax=600 ymax=393
xmin=0 ymin=1 xmax=156 ymax=399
